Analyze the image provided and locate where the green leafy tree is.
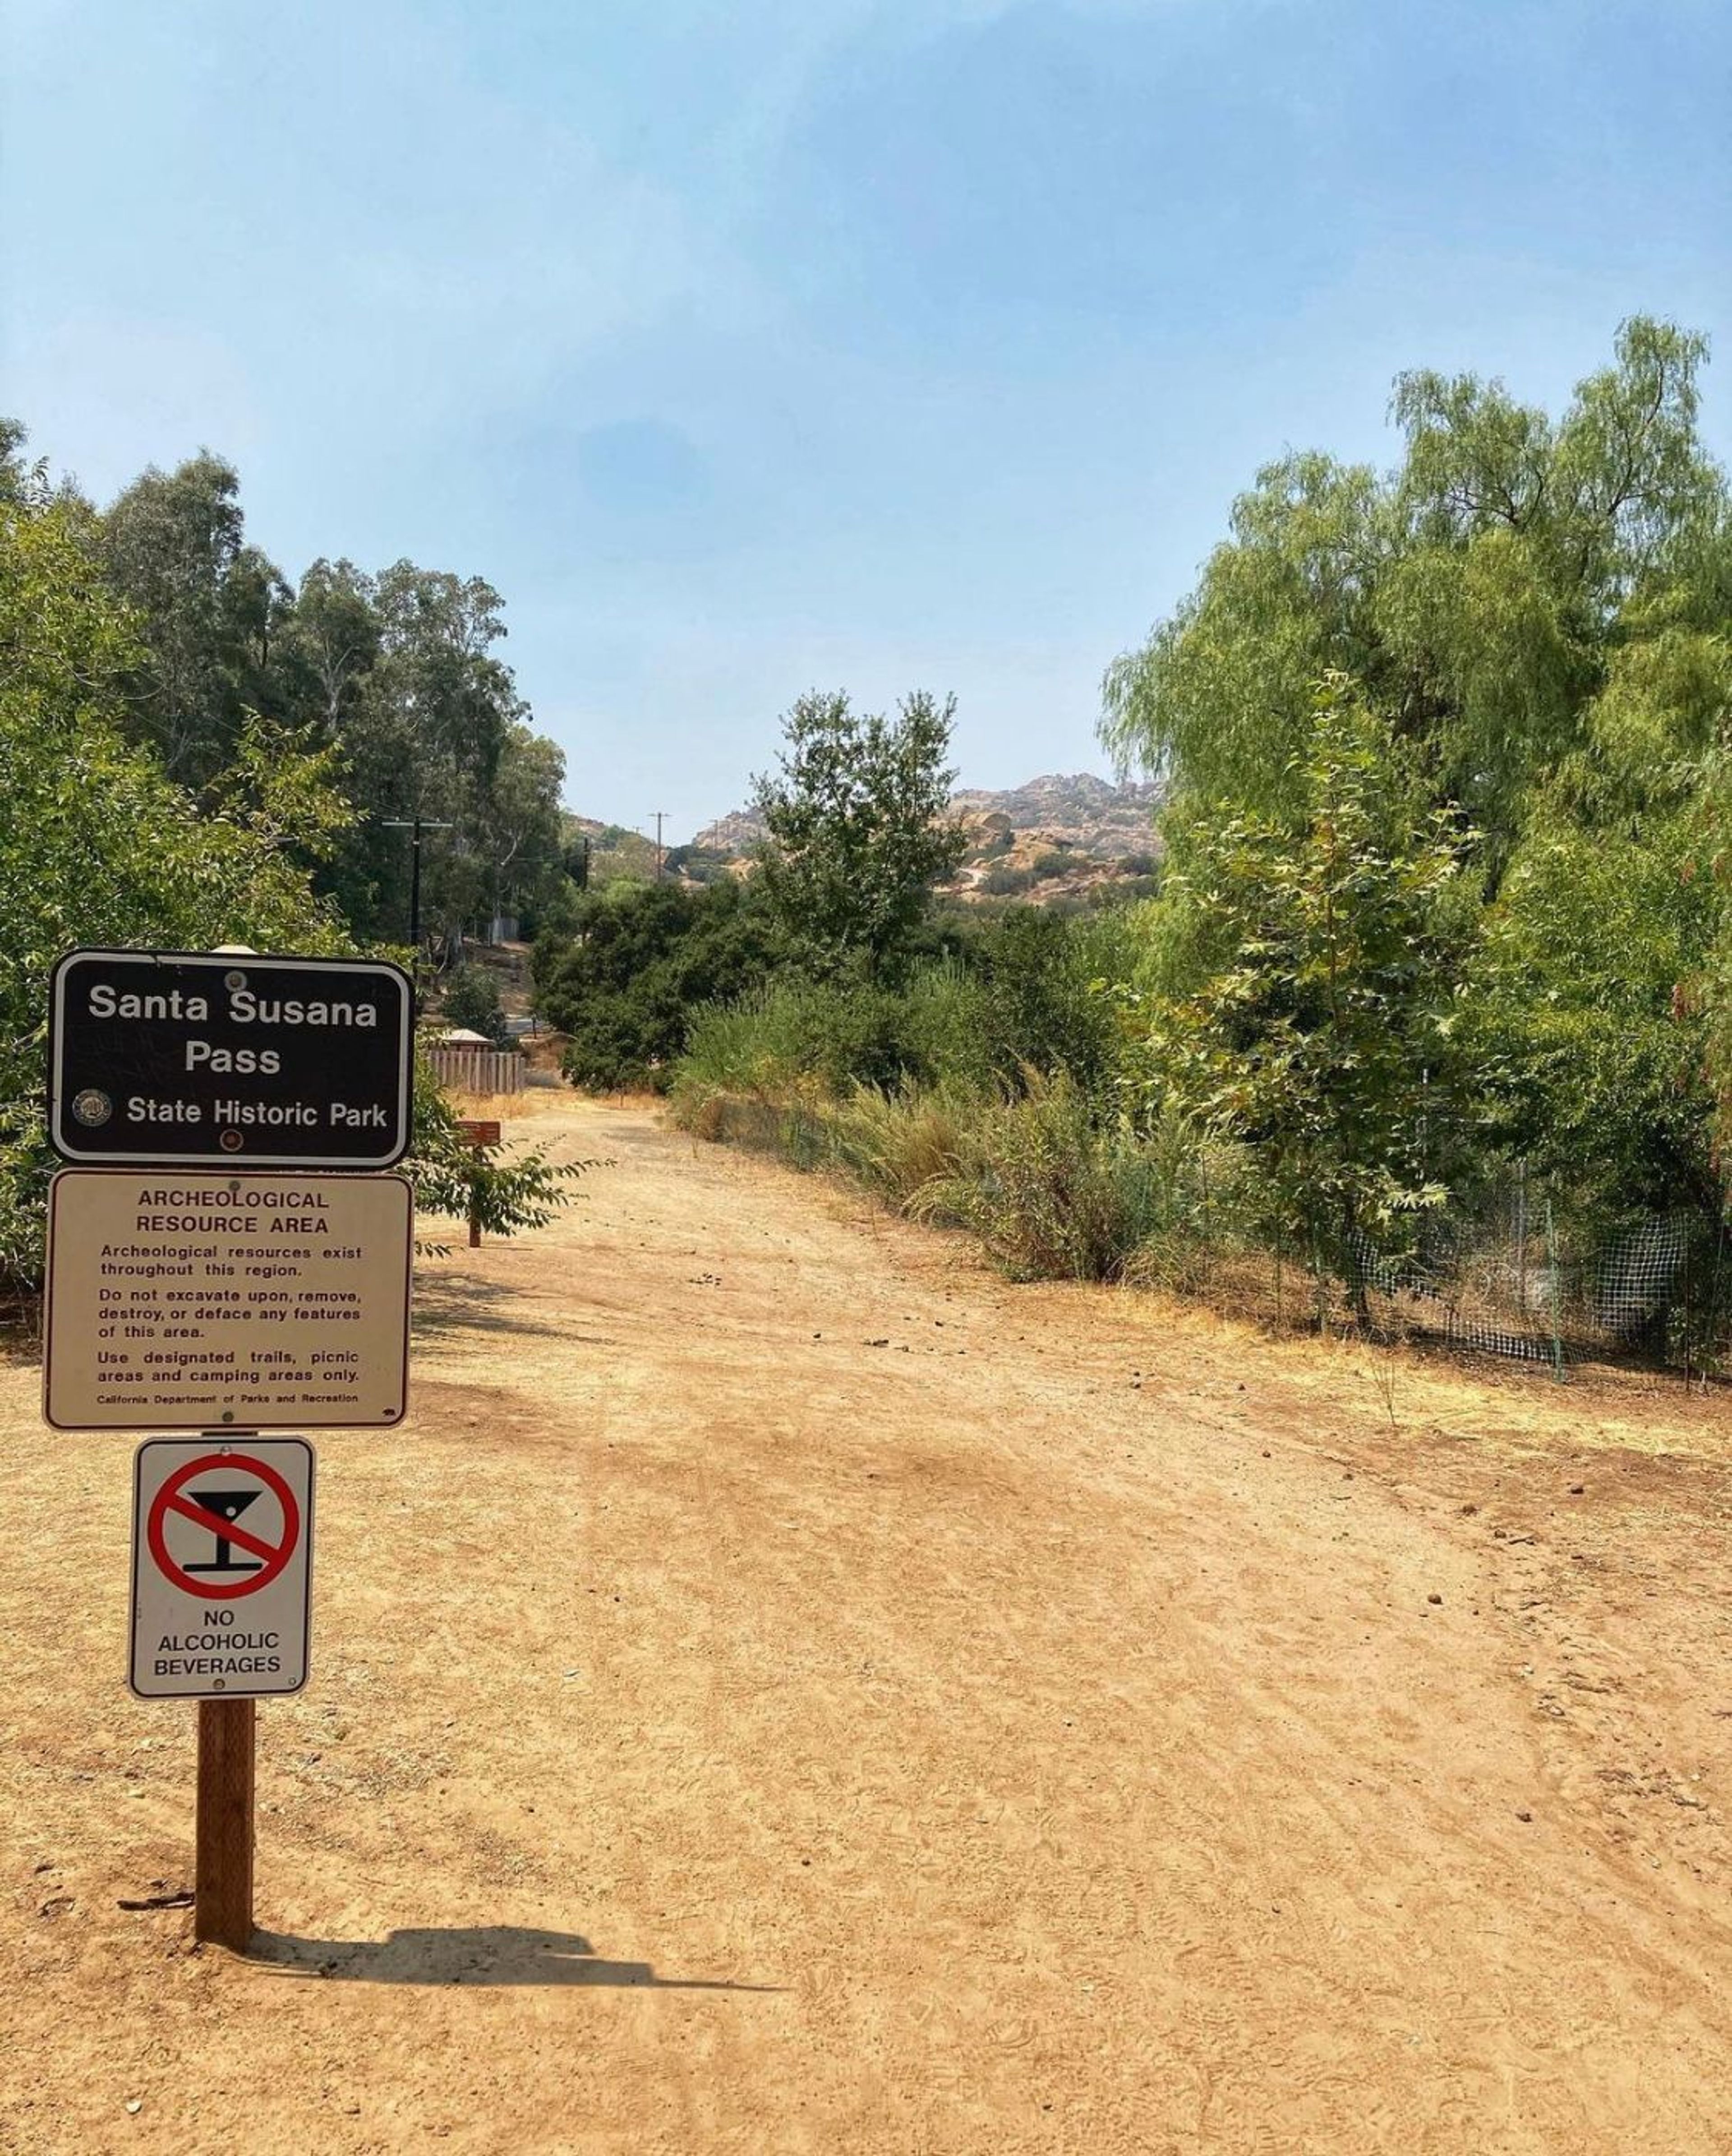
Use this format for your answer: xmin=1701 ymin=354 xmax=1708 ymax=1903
xmin=405 ymin=1057 xmax=588 ymax=1241
xmin=315 ymin=562 xmax=539 ymax=959
xmin=440 ymin=962 xmax=508 ymax=1042
xmin=971 ymin=906 xmax=1124 ymax=1094
xmin=752 ymin=689 xmax=966 ymax=982
xmin=101 ymin=451 xmax=296 ymax=787
xmin=474 ymin=723 xmax=569 ymax=932
xmin=0 ymin=425 xmax=579 ymax=1288
xmin=535 ymin=879 xmax=776 ymax=1091
xmin=1134 ymin=679 xmax=1470 ymax=1307
xmin=211 ymin=714 xmax=358 ymax=867
xmin=1102 ymin=319 xmax=1722 ymax=869
xmin=1100 ymin=317 xmax=1732 ymax=1258
xmin=284 ymin=558 xmax=382 ymax=731
xmin=1462 ymin=806 xmax=1717 ymax=1223
xmin=0 ymin=445 xmax=354 ymax=1285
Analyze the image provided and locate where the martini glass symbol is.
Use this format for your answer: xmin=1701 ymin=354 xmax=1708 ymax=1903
xmin=181 ymin=1486 xmax=266 ymax=1575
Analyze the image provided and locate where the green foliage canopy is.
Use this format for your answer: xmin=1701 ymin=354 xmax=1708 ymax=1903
xmin=1102 ymin=318 xmax=1726 ymax=865
xmin=535 ymin=879 xmax=778 ymax=1092
xmin=1102 ymin=317 xmax=1732 ymax=1242
xmin=0 ymin=450 xmax=355 ymax=1284
xmin=62 ymin=446 xmax=573 ymax=964
xmin=0 ymin=427 xmax=581 ymax=1288
xmin=1128 ymin=680 xmax=1471 ymax=1283
xmin=439 ymin=962 xmax=510 ymax=1043
xmin=752 ymin=689 xmax=967 ymax=983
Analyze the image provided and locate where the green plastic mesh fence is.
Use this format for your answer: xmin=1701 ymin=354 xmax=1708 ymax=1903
xmin=1139 ymin=1150 xmax=1727 ymax=1382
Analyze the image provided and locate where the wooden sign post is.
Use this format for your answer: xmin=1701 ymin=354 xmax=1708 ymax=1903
xmin=457 ymin=1118 xmax=501 ymax=1247
xmin=128 ymin=1433 xmax=316 ymax=1949
xmin=42 ymin=947 xmax=415 ymax=1957
xmin=196 ymin=1697 xmax=256 ymax=1949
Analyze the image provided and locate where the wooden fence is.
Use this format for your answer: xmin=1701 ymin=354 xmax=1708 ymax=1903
xmin=426 ymin=1047 xmax=525 ymax=1097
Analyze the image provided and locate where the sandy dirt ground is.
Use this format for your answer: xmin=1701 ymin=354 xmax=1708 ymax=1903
xmin=3 ymin=1099 xmax=1731 ymax=2154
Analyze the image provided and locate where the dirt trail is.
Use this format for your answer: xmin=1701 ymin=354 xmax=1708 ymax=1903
xmin=3 ymin=1100 xmax=1731 ymax=2154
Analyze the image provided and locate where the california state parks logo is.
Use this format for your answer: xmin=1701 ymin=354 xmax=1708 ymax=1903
xmin=70 ymin=1088 xmax=113 ymax=1127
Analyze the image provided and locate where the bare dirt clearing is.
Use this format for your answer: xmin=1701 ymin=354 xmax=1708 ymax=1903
xmin=3 ymin=1100 xmax=1730 ymax=2153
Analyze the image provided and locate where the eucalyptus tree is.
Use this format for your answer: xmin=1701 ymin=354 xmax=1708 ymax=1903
xmin=296 ymin=560 xmax=558 ymax=955
xmin=101 ymin=451 xmax=296 ymax=787
xmin=0 ymin=429 xmax=349 ymax=1284
xmin=0 ymin=423 xmax=580 ymax=1285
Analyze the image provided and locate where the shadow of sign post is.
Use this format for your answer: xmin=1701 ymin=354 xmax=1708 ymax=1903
xmin=247 ymin=1925 xmax=783 ymax=1992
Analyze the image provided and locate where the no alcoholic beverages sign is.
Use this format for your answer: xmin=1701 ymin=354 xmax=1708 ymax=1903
xmin=44 ymin=1170 xmax=412 ymax=1429
xmin=50 ymin=949 xmax=412 ymax=1167
xmin=131 ymin=1438 xmax=314 ymax=1698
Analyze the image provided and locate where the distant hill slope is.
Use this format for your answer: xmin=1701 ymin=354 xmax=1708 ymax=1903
xmin=949 ymin=773 xmax=1161 ymax=851
xmin=688 ymin=773 xmax=1164 ymax=905
xmin=692 ymin=774 xmax=1161 ymax=860
xmin=686 ymin=806 xmax=769 ymax=856
xmin=561 ymin=813 xmax=663 ymax=886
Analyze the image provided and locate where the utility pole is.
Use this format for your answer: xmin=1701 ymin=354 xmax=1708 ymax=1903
xmin=651 ymin=812 xmax=668 ymax=882
xmin=380 ymin=815 xmax=455 ymax=1000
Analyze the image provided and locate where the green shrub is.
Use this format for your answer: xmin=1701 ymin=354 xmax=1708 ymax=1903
xmin=972 ymin=906 xmax=1128 ymax=1094
xmin=406 ymin=1052 xmax=592 ymax=1237
xmin=666 ymin=905 xmax=1195 ymax=1287
xmin=440 ymin=961 xmax=507 ymax=1041
xmin=672 ymin=962 xmax=991 ymax=1107
xmin=894 ymin=961 xmax=997 ymax=1092
xmin=536 ymin=878 xmax=776 ymax=1091
xmin=907 ymin=1074 xmax=1166 ymax=1280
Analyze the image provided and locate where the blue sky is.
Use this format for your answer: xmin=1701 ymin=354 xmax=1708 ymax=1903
xmin=5 ymin=0 xmax=1730 ymax=837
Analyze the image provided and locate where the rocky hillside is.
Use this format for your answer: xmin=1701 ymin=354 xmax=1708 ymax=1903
xmin=687 ymin=807 xmax=768 ymax=857
xmin=949 ymin=773 xmax=1161 ymax=851
xmin=688 ymin=773 xmax=1163 ymax=905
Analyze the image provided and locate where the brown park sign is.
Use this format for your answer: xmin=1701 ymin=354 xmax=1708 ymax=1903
xmin=44 ymin=1170 xmax=411 ymax=1431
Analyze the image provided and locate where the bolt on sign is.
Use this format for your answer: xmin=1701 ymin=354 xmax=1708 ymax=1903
xmin=131 ymin=1439 xmax=314 ymax=1699
xmin=43 ymin=1169 xmax=412 ymax=1430
xmin=49 ymin=949 xmax=412 ymax=1168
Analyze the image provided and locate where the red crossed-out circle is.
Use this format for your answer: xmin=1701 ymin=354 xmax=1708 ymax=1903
xmin=146 ymin=1452 xmax=300 ymax=1600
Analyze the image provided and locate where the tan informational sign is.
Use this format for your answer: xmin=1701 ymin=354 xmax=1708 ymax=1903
xmin=44 ymin=1170 xmax=411 ymax=1431
xmin=130 ymin=1437 xmax=314 ymax=1699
